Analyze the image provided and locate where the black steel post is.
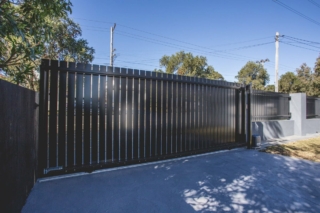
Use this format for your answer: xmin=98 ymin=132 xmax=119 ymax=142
xmin=241 ymin=86 xmax=246 ymax=143
xmin=246 ymin=84 xmax=252 ymax=149
xmin=38 ymin=60 xmax=49 ymax=176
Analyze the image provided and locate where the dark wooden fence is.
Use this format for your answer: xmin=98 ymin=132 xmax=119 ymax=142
xmin=307 ymin=96 xmax=320 ymax=119
xmin=251 ymin=90 xmax=291 ymax=121
xmin=39 ymin=59 xmax=247 ymax=176
xmin=0 ymin=79 xmax=38 ymax=213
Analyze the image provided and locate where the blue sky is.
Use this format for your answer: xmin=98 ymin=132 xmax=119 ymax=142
xmin=70 ymin=0 xmax=320 ymax=84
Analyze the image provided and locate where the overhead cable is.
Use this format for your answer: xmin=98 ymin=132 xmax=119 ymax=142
xmin=308 ymin=0 xmax=320 ymax=9
xmin=272 ymin=0 xmax=320 ymax=26
xmin=282 ymin=35 xmax=320 ymax=45
xmin=280 ymin=41 xmax=320 ymax=52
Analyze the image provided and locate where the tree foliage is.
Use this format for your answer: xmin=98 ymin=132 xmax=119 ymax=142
xmin=278 ymin=56 xmax=320 ymax=97
xmin=0 ymin=0 xmax=95 ymax=90
xmin=279 ymin=72 xmax=302 ymax=93
xmin=264 ymin=84 xmax=275 ymax=92
xmin=310 ymin=56 xmax=320 ymax=97
xmin=314 ymin=55 xmax=320 ymax=77
xmin=42 ymin=17 xmax=94 ymax=63
xmin=157 ymin=51 xmax=224 ymax=80
xmin=235 ymin=61 xmax=270 ymax=90
xmin=0 ymin=0 xmax=72 ymax=69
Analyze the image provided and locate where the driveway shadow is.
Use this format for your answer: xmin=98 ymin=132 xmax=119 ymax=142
xmin=23 ymin=149 xmax=320 ymax=213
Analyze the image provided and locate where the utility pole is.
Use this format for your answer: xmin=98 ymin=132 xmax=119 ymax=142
xmin=275 ymin=32 xmax=279 ymax=92
xmin=110 ymin=23 xmax=116 ymax=67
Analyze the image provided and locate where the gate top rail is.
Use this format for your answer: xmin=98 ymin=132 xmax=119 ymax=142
xmin=252 ymin=89 xmax=290 ymax=98
xmin=41 ymin=59 xmax=243 ymax=90
xmin=307 ymin=96 xmax=320 ymax=100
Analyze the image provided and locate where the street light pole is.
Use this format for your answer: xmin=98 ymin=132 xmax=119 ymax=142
xmin=110 ymin=23 xmax=116 ymax=67
xmin=254 ymin=58 xmax=269 ymax=80
xmin=275 ymin=32 xmax=280 ymax=92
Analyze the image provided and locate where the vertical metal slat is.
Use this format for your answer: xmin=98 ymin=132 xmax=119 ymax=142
xmin=58 ymin=61 xmax=67 ymax=167
xmin=91 ymin=65 xmax=99 ymax=163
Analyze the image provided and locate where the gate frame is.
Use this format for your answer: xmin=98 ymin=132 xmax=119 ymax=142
xmin=38 ymin=59 xmax=251 ymax=177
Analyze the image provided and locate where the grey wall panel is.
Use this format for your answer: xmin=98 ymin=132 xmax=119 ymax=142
xmin=252 ymin=120 xmax=294 ymax=140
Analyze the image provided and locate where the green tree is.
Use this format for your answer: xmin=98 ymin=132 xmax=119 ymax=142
xmin=296 ymin=63 xmax=312 ymax=80
xmin=205 ymin=66 xmax=224 ymax=80
xmin=295 ymin=63 xmax=312 ymax=95
xmin=0 ymin=0 xmax=94 ymax=90
xmin=235 ymin=61 xmax=270 ymax=90
xmin=265 ymin=84 xmax=275 ymax=92
xmin=310 ymin=55 xmax=320 ymax=97
xmin=42 ymin=17 xmax=94 ymax=63
xmin=278 ymin=72 xmax=302 ymax=93
xmin=313 ymin=55 xmax=320 ymax=77
xmin=0 ymin=0 xmax=73 ymax=69
xmin=158 ymin=51 xmax=224 ymax=80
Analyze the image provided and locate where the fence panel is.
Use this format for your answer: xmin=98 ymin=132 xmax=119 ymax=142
xmin=307 ymin=96 xmax=320 ymax=119
xmin=251 ymin=90 xmax=291 ymax=121
xmin=0 ymin=79 xmax=38 ymax=213
xmin=39 ymin=59 xmax=246 ymax=176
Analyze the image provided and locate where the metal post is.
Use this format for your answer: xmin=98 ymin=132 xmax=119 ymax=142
xmin=110 ymin=23 xmax=116 ymax=67
xmin=275 ymin=32 xmax=279 ymax=92
xmin=246 ymin=84 xmax=252 ymax=149
xmin=110 ymin=27 xmax=113 ymax=67
xmin=39 ymin=60 xmax=49 ymax=176
xmin=241 ymin=85 xmax=246 ymax=143
xmin=235 ymin=88 xmax=240 ymax=142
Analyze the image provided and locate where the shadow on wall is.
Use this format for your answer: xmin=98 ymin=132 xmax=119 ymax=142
xmin=252 ymin=121 xmax=284 ymax=141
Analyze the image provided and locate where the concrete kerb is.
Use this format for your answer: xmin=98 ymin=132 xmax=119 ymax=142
xmin=38 ymin=147 xmax=244 ymax=183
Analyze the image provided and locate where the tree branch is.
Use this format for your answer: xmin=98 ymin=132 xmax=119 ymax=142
xmin=0 ymin=0 xmax=8 ymax=7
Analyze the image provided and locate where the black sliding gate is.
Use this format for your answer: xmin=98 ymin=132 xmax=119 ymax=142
xmin=39 ymin=59 xmax=249 ymax=176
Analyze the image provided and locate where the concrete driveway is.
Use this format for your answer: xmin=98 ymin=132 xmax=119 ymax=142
xmin=23 ymin=148 xmax=320 ymax=213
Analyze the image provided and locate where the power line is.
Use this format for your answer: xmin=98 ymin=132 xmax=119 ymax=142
xmin=81 ymin=23 xmax=273 ymax=49
xmin=75 ymin=17 xmax=217 ymax=48
xmin=74 ymin=18 xmax=273 ymax=51
xmin=77 ymin=18 xmax=274 ymax=60
xmin=209 ymin=36 xmax=274 ymax=48
xmin=114 ymin=31 xmax=250 ymax=62
xmin=79 ymin=23 xmax=282 ymax=68
xmin=81 ymin=26 xmax=244 ymax=60
xmin=308 ymin=0 xmax=320 ymax=9
xmin=116 ymin=30 xmax=274 ymax=53
xmin=115 ymin=31 xmax=273 ymax=58
xmin=94 ymin=57 xmax=161 ymax=68
xmin=280 ymin=41 xmax=320 ymax=52
xmin=96 ymin=57 xmax=159 ymax=63
xmin=81 ymin=24 xmax=273 ymax=59
xmin=78 ymin=20 xmax=295 ymax=71
xmin=217 ymin=42 xmax=274 ymax=52
xmin=85 ymin=27 xmax=294 ymax=71
xmin=116 ymin=60 xmax=160 ymax=67
xmin=282 ymin=37 xmax=320 ymax=49
xmin=272 ymin=0 xmax=320 ymax=26
xmin=282 ymin=35 xmax=320 ymax=45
